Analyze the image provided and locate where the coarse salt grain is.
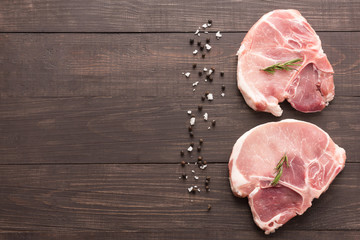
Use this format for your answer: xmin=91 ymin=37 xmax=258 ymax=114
xmin=193 ymin=50 xmax=198 ymax=55
xmin=204 ymin=113 xmax=208 ymax=121
xmin=193 ymin=81 xmax=199 ymax=86
xmin=200 ymin=164 xmax=208 ymax=170
xmin=221 ymin=93 xmax=225 ymax=97
xmin=208 ymin=127 xmax=211 ymax=130
xmin=193 ymin=89 xmax=195 ymax=92
xmin=187 ymin=146 xmax=193 ymax=152
xmin=190 ymin=117 xmax=196 ymax=126
xmin=203 ymin=67 xmax=208 ymax=72
xmin=216 ymin=31 xmax=222 ymax=39
xmin=185 ymin=72 xmax=190 ymax=78
xmin=187 ymin=110 xmax=192 ymax=115
xmin=208 ymin=69 xmax=213 ymax=75
xmin=188 ymin=186 xmax=194 ymax=192
xmin=207 ymin=23 xmax=212 ymax=27
xmin=202 ymin=24 xmax=208 ymax=29
xmin=205 ymin=44 xmax=212 ymax=51
xmin=194 ymin=176 xmax=199 ymax=180
xmin=207 ymin=93 xmax=213 ymax=101
xmin=195 ymin=29 xmax=200 ymax=35
xmin=192 ymin=170 xmax=195 ymax=174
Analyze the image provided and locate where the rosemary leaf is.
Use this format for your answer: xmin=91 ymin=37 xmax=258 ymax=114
xmin=271 ymin=153 xmax=289 ymax=186
xmin=262 ymin=58 xmax=302 ymax=74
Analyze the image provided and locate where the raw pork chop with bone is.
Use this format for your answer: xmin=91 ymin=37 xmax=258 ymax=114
xmin=228 ymin=119 xmax=346 ymax=234
xmin=237 ymin=9 xmax=334 ymax=116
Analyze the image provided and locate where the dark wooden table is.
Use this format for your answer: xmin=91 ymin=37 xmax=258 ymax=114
xmin=0 ymin=1 xmax=359 ymax=239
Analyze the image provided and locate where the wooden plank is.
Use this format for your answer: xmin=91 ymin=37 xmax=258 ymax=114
xmin=0 ymin=32 xmax=358 ymax=99
xmin=0 ymin=96 xmax=358 ymax=164
xmin=0 ymin=163 xmax=358 ymax=234
xmin=0 ymin=1 xmax=359 ymax=32
xmin=0 ymin=230 xmax=359 ymax=240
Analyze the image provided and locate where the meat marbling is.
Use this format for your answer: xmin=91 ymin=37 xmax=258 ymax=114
xmin=237 ymin=9 xmax=335 ymax=116
xmin=228 ymin=119 xmax=346 ymax=234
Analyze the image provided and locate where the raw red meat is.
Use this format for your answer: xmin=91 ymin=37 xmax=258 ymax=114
xmin=237 ymin=10 xmax=335 ymax=116
xmin=228 ymin=119 xmax=346 ymax=234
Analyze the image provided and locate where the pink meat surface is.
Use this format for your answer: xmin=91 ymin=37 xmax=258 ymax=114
xmin=237 ymin=10 xmax=335 ymax=116
xmin=228 ymin=119 xmax=346 ymax=234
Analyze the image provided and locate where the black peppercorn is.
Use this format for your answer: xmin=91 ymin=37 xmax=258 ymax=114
xmin=197 ymin=146 xmax=201 ymax=152
xmin=220 ymin=71 xmax=224 ymax=77
xmin=212 ymin=120 xmax=216 ymax=126
xmin=197 ymin=41 xmax=201 ymax=46
xmin=206 ymin=176 xmax=211 ymax=181
xmin=189 ymin=132 xmax=194 ymax=138
xmin=190 ymin=142 xmax=194 ymax=147
xmin=180 ymin=150 xmax=184 ymax=156
xmin=208 ymin=77 xmax=213 ymax=82
xmin=201 ymin=96 xmax=205 ymax=101
xmin=193 ymin=63 xmax=197 ymax=69
xmin=198 ymin=105 xmax=202 ymax=111
xmin=208 ymin=20 xmax=212 ymax=24
xmin=221 ymin=85 xmax=225 ymax=90
xmin=198 ymin=156 xmax=203 ymax=161
xmin=181 ymin=160 xmax=186 ymax=166
xmin=198 ymin=71 xmax=203 ymax=77
xmin=188 ymin=126 xmax=192 ymax=132
xmin=206 ymin=38 xmax=210 ymax=43
xmin=202 ymin=53 xmax=205 ymax=58
xmin=190 ymin=39 xmax=194 ymax=45
xmin=199 ymin=139 xmax=203 ymax=145
xmin=182 ymin=173 xmax=187 ymax=179
xmin=200 ymin=45 xmax=204 ymax=51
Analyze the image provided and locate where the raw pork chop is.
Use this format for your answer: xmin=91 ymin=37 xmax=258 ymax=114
xmin=237 ymin=10 xmax=334 ymax=116
xmin=228 ymin=119 xmax=346 ymax=234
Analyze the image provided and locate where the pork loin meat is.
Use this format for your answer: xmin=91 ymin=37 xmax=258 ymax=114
xmin=237 ymin=10 xmax=335 ymax=116
xmin=228 ymin=119 xmax=346 ymax=234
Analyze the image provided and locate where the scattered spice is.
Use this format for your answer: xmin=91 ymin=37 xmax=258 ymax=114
xmin=203 ymin=113 xmax=208 ymax=121
xmin=190 ymin=117 xmax=196 ymax=126
xmin=199 ymin=139 xmax=203 ymax=145
xmin=216 ymin=31 xmax=222 ymax=39
xmin=181 ymin=160 xmax=186 ymax=166
xmin=208 ymin=204 xmax=212 ymax=210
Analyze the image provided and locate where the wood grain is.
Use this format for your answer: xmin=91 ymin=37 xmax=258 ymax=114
xmin=0 ymin=0 xmax=359 ymax=32
xmin=0 ymin=163 xmax=358 ymax=235
xmin=0 ymin=32 xmax=359 ymax=98
xmin=0 ymin=96 xmax=358 ymax=164
xmin=0 ymin=231 xmax=359 ymax=240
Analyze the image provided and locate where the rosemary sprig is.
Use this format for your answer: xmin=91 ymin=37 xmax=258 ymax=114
xmin=271 ymin=153 xmax=289 ymax=186
xmin=261 ymin=58 xmax=302 ymax=74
